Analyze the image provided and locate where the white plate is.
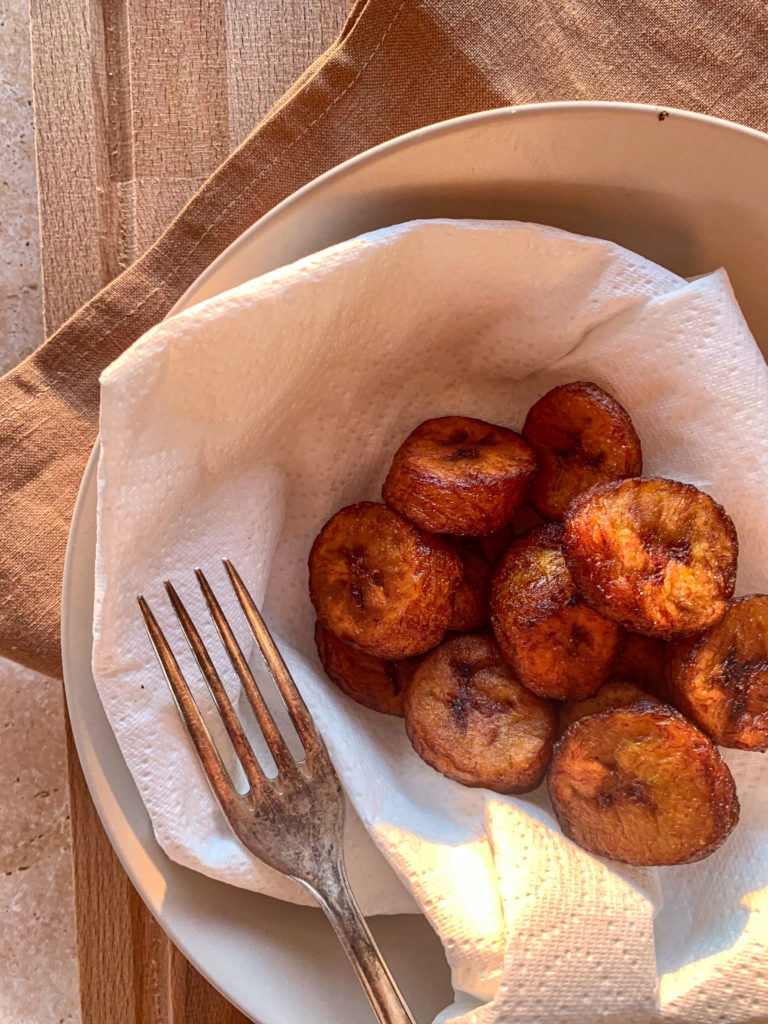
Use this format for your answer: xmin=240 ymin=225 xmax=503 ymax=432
xmin=62 ymin=102 xmax=768 ymax=1024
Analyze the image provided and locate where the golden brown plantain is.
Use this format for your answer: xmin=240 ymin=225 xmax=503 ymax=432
xmin=314 ymin=621 xmax=417 ymax=716
xmin=309 ymin=502 xmax=461 ymax=659
xmin=548 ymin=703 xmax=739 ymax=865
xmin=611 ymin=629 xmax=673 ymax=703
xmin=447 ymin=539 xmax=491 ymax=632
xmin=382 ymin=416 xmax=537 ymax=536
xmin=490 ymin=524 xmax=620 ymax=700
xmin=522 ymin=381 xmax=643 ymax=520
xmin=666 ymin=595 xmax=768 ymax=750
xmin=564 ymin=477 xmax=737 ymax=638
xmin=555 ymin=679 xmax=661 ymax=737
xmin=404 ymin=633 xmax=555 ymax=793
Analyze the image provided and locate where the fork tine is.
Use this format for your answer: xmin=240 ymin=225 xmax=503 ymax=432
xmin=137 ymin=596 xmax=238 ymax=812
xmin=164 ymin=582 xmax=265 ymax=793
xmin=222 ymin=559 xmax=319 ymax=754
xmin=194 ymin=569 xmax=297 ymax=774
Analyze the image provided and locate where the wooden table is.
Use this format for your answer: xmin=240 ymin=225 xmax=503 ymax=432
xmin=29 ymin=3 xmax=350 ymax=1019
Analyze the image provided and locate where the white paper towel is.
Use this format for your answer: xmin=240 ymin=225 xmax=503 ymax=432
xmin=93 ymin=220 xmax=768 ymax=1023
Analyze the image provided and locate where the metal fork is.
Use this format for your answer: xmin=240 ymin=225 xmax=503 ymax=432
xmin=137 ymin=559 xmax=416 ymax=1024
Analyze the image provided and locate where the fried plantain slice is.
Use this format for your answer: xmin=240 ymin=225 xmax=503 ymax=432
xmin=447 ymin=540 xmax=491 ymax=632
xmin=611 ymin=629 xmax=673 ymax=702
xmin=382 ymin=416 xmax=538 ymax=536
xmin=548 ymin=703 xmax=739 ymax=865
xmin=314 ymin=621 xmax=418 ymax=716
xmin=555 ymin=679 xmax=661 ymax=737
xmin=564 ymin=477 xmax=738 ymax=638
xmin=404 ymin=633 xmax=555 ymax=793
xmin=522 ymin=382 xmax=643 ymax=520
xmin=490 ymin=524 xmax=620 ymax=700
xmin=309 ymin=502 xmax=461 ymax=659
xmin=666 ymin=595 xmax=768 ymax=750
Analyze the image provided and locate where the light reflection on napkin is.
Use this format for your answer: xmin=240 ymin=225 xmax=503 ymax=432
xmin=94 ymin=220 xmax=768 ymax=1023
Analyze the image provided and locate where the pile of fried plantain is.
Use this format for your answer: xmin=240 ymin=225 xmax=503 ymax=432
xmin=307 ymin=382 xmax=763 ymax=865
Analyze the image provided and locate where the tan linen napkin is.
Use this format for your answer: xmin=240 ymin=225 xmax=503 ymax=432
xmin=3 ymin=0 xmax=768 ymax=678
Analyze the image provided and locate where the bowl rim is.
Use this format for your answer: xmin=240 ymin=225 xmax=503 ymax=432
xmin=169 ymin=99 xmax=768 ymax=320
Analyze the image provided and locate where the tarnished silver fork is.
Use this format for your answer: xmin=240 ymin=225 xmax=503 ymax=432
xmin=138 ymin=559 xmax=416 ymax=1024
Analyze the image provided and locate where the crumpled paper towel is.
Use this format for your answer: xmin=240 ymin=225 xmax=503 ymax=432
xmin=93 ymin=219 xmax=768 ymax=1023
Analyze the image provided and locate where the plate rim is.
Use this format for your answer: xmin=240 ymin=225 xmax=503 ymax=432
xmin=167 ymin=99 xmax=768 ymax=320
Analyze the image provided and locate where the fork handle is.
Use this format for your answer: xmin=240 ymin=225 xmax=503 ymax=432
xmin=305 ymin=861 xmax=418 ymax=1024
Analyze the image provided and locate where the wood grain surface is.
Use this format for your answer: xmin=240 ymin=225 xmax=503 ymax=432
xmin=29 ymin=2 xmax=349 ymax=1020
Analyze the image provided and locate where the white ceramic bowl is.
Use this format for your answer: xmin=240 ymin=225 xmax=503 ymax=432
xmin=62 ymin=102 xmax=768 ymax=1024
